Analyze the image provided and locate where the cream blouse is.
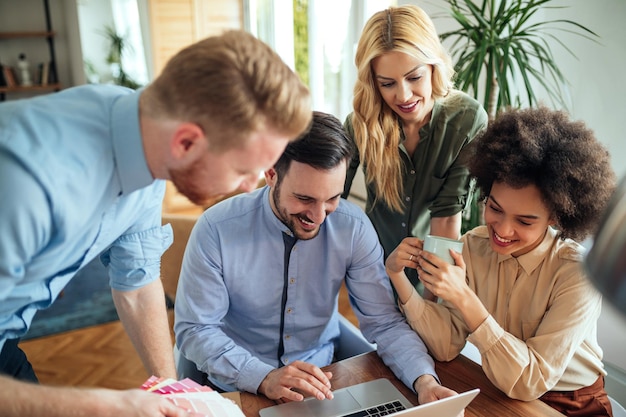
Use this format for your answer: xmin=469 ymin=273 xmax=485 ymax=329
xmin=401 ymin=226 xmax=606 ymax=400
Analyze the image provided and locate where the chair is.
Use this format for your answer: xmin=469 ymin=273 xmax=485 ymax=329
xmin=174 ymin=343 xmax=203 ymax=383
xmin=174 ymin=313 xmax=376 ymax=382
xmin=611 ymin=397 xmax=626 ymax=417
xmin=161 ymin=213 xmax=199 ymax=303
xmin=460 ymin=341 xmax=482 ymax=365
xmin=335 ymin=314 xmax=377 ymax=361
xmin=605 ymin=361 xmax=626 ymax=417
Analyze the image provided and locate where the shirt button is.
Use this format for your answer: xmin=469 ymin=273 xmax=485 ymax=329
xmin=290 ymin=278 xmax=296 ymax=284
xmin=284 ymin=358 xmax=290 ymax=364
xmin=401 ymin=222 xmax=406 ymax=227
xmin=405 ymin=196 xmax=411 ymax=202
xmin=410 ymin=170 xmax=415 ymax=175
xmin=287 ymin=308 xmax=293 ymax=314
xmin=285 ymin=335 xmax=291 ymax=340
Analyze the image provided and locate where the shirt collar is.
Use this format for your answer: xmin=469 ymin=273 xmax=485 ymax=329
xmin=111 ymin=90 xmax=153 ymax=195
xmin=497 ymin=226 xmax=559 ymax=275
xmin=420 ymin=98 xmax=442 ymax=137
xmin=260 ymin=186 xmax=299 ymax=239
xmin=398 ymin=98 xmax=442 ymax=151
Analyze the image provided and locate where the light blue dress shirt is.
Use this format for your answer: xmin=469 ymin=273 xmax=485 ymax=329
xmin=0 ymin=85 xmax=172 ymax=349
xmin=174 ymin=186 xmax=436 ymax=394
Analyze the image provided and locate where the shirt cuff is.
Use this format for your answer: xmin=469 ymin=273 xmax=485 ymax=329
xmin=237 ymin=357 xmax=275 ymax=394
xmin=466 ymin=315 xmax=504 ymax=353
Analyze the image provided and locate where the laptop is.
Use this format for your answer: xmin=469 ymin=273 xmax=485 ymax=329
xmin=259 ymin=378 xmax=479 ymax=417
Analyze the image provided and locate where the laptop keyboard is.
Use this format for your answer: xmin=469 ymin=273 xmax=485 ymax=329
xmin=339 ymin=400 xmax=407 ymax=417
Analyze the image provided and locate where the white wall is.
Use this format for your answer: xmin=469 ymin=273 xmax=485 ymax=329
xmin=544 ymin=0 xmax=626 ymax=179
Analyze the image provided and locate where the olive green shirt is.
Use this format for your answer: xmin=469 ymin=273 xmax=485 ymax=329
xmin=343 ymin=91 xmax=488 ymax=259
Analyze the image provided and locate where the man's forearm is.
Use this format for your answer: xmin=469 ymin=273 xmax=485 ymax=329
xmin=1 ymin=376 xmax=112 ymax=417
xmin=112 ymin=279 xmax=176 ymax=378
xmin=0 ymin=374 xmax=189 ymax=417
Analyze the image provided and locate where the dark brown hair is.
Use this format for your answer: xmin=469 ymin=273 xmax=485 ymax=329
xmin=274 ymin=111 xmax=354 ymax=181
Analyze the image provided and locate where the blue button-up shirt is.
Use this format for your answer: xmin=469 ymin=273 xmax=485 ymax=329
xmin=0 ymin=85 xmax=172 ymax=348
xmin=175 ymin=186 xmax=436 ymax=394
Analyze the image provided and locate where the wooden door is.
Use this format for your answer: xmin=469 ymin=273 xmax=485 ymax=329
xmin=147 ymin=0 xmax=243 ymax=76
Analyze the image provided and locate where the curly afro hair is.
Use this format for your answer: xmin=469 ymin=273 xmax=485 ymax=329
xmin=465 ymin=106 xmax=615 ymax=241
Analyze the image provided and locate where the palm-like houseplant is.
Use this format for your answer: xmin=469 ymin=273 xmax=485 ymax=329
xmin=437 ymin=0 xmax=599 ymax=231
xmin=101 ymin=25 xmax=142 ymax=90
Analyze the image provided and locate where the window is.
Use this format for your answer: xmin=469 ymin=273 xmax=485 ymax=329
xmin=246 ymin=0 xmax=393 ymax=121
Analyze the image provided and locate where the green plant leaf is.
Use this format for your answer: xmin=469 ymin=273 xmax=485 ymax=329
xmin=439 ymin=0 xmax=599 ymax=119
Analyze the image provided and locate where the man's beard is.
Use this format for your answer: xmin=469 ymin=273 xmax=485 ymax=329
xmin=272 ymin=182 xmax=320 ymax=241
xmin=169 ymin=161 xmax=216 ymax=206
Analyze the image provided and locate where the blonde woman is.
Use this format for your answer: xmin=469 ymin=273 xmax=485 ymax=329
xmin=342 ymin=5 xmax=488 ymax=299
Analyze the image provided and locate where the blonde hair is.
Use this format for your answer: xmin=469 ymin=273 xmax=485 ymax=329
xmin=353 ymin=5 xmax=455 ymax=212
xmin=142 ymin=30 xmax=311 ymax=152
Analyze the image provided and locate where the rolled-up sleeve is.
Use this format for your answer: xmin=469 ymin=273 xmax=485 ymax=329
xmin=428 ymin=103 xmax=487 ymax=218
xmin=103 ymin=223 xmax=173 ymax=291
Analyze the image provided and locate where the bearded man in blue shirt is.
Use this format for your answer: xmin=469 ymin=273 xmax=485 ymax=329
xmin=0 ymin=30 xmax=311 ymax=417
xmin=175 ymin=111 xmax=459 ymax=405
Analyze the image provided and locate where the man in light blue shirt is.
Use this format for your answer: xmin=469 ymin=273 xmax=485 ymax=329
xmin=0 ymin=30 xmax=311 ymax=417
xmin=175 ymin=112 xmax=459 ymax=405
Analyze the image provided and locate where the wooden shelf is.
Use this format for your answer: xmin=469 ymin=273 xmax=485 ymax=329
xmin=0 ymin=83 xmax=61 ymax=94
xmin=0 ymin=31 xmax=55 ymax=39
xmin=0 ymin=0 xmax=59 ymax=101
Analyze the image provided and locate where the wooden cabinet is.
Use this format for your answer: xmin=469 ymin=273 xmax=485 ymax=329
xmin=147 ymin=0 xmax=243 ymax=76
xmin=0 ymin=0 xmax=61 ymax=100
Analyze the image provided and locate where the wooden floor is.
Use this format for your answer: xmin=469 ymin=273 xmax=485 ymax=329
xmin=19 ymin=285 xmax=357 ymax=390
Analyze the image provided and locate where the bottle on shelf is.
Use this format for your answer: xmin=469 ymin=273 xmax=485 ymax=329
xmin=17 ymin=53 xmax=33 ymax=87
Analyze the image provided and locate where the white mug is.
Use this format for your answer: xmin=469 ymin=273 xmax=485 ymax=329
xmin=423 ymin=235 xmax=464 ymax=265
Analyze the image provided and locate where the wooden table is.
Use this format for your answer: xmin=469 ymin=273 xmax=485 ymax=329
xmin=239 ymin=351 xmax=563 ymax=417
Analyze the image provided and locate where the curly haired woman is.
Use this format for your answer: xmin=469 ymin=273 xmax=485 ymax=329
xmin=386 ymin=106 xmax=616 ymax=416
xmin=342 ymin=5 xmax=488 ymax=300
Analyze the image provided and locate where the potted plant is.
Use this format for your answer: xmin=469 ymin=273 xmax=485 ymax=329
xmin=440 ymin=0 xmax=598 ymax=120
xmin=436 ymin=0 xmax=599 ymax=231
xmin=101 ymin=25 xmax=142 ymax=90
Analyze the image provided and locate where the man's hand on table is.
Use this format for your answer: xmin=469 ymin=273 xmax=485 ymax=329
xmin=258 ymin=360 xmax=334 ymax=402
xmin=414 ymin=373 xmax=462 ymax=404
